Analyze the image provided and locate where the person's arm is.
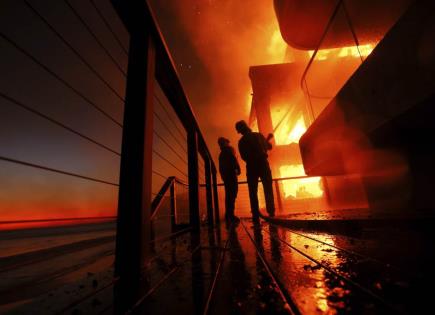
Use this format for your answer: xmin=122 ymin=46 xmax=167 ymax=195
xmin=235 ymin=159 xmax=241 ymax=176
xmin=261 ymin=133 xmax=272 ymax=151
xmin=238 ymin=140 xmax=247 ymax=162
xmin=218 ymin=154 xmax=224 ymax=181
xmin=230 ymin=152 xmax=241 ymax=176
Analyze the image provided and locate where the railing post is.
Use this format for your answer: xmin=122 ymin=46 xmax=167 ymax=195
xmin=211 ymin=163 xmax=220 ymax=224
xmin=204 ymin=156 xmax=214 ymax=227
xmin=274 ymin=180 xmax=284 ymax=213
xmin=188 ymin=130 xmax=200 ymax=231
xmin=170 ymin=180 xmax=176 ymax=231
xmin=113 ymin=26 xmax=155 ymax=311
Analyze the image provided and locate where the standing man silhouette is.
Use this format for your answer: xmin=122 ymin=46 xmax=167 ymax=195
xmin=235 ymin=120 xmax=275 ymax=221
xmin=218 ymin=137 xmax=241 ymax=222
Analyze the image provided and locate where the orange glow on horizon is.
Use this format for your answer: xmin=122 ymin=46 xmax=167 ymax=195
xmin=0 ymin=216 xmax=116 ymax=231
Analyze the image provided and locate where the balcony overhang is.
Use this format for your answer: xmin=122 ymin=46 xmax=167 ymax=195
xmin=274 ymin=0 xmax=411 ymax=50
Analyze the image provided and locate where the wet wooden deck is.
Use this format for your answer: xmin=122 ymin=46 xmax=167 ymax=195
xmin=3 ymin=218 xmax=435 ymax=314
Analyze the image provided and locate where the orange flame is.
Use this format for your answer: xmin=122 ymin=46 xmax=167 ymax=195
xmin=279 ymin=165 xmax=323 ymax=198
xmin=271 ymin=112 xmax=323 ymax=199
xmin=272 ymin=114 xmax=307 ymax=146
xmin=308 ymin=44 xmax=375 ymax=60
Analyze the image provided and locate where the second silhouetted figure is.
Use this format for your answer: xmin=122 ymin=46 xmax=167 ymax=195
xmin=218 ymin=137 xmax=241 ymax=222
xmin=235 ymin=120 xmax=275 ymax=221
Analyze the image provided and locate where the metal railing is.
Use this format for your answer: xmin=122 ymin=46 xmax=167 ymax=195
xmin=0 ymin=0 xmax=219 ymax=312
xmin=212 ymin=175 xmax=324 ymax=218
xmin=151 ymin=176 xmax=190 ymax=229
xmin=212 ymin=172 xmax=368 ymax=219
xmin=111 ymin=0 xmax=220 ymax=311
xmin=299 ymin=0 xmax=386 ymax=123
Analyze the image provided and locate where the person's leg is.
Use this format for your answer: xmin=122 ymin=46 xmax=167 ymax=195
xmin=227 ymin=180 xmax=237 ymax=219
xmin=234 ymin=180 xmax=239 ymax=216
xmin=232 ymin=183 xmax=239 ymax=222
xmin=224 ymin=182 xmax=231 ymax=220
xmin=260 ymin=164 xmax=275 ymax=217
xmin=247 ymin=169 xmax=260 ymax=220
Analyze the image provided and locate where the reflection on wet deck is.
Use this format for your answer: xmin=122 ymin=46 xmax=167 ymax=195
xmin=118 ymin=218 xmax=435 ymax=315
xmin=3 ymin=218 xmax=435 ymax=314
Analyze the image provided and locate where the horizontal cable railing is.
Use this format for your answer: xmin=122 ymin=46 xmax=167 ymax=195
xmin=0 ymin=92 xmax=121 ymax=156
xmin=1 ymin=0 xmax=219 ymax=312
xmin=23 ymin=0 xmax=126 ymax=102
xmin=0 ymin=31 xmax=123 ymax=127
xmin=1 ymin=5 xmax=126 ymax=220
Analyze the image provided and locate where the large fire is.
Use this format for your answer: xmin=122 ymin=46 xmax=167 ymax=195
xmin=271 ymin=111 xmax=323 ymax=199
xmin=249 ymin=31 xmax=375 ymax=200
xmin=273 ymin=114 xmax=307 ymax=146
xmin=308 ymin=44 xmax=375 ymax=60
xmin=270 ymin=44 xmax=376 ymax=200
xmin=279 ymin=165 xmax=323 ymax=198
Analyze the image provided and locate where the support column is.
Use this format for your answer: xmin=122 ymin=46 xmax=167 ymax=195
xmin=211 ymin=164 xmax=220 ymax=224
xmin=204 ymin=156 xmax=214 ymax=227
xmin=114 ymin=30 xmax=155 ymax=308
xmin=170 ymin=180 xmax=176 ymax=231
xmin=274 ymin=180 xmax=283 ymax=213
xmin=188 ymin=130 xmax=200 ymax=231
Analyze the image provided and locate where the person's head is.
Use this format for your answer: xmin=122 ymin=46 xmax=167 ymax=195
xmin=217 ymin=137 xmax=230 ymax=149
xmin=235 ymin=120 xmax=251 ymax=135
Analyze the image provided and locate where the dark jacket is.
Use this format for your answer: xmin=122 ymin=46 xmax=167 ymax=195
xmin=219 ymin=146 xmax=240 ymax=182
xmin=238 ymin=132 xmax=271 ymax=166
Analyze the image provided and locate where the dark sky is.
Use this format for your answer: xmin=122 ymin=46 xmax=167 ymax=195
xmin=0 ymin=0 xmax=290 ymax=221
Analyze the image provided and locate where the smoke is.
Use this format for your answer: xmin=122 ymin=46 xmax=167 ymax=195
xmin=149 ymin=0 xmax=294 ymax=164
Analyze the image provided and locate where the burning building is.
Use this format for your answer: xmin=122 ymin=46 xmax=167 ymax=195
xmin=246 ymin=0 xmax=432 ymax=217
xmin=248 ymin=63 xmax=326 ymax=212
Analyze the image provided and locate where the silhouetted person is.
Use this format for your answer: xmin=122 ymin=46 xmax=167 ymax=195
xmin=218 ymin=137 xmax=241 ymax=222
xmin=235 ymin=120 xmax=275 ymax=221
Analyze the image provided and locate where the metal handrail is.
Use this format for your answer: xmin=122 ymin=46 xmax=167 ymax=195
xmin=299 ymin=0 xmax=344 ymax=91
xmin=207 ymin=172 xmax=362 ymax=187
xmin=205 ymin=175 xmax=323 ymax=187
xmin=151 ymin=176 xmax=175 ymax=219
xmin=150 ymin=175 xmax=189 ymax=220
xmin=112 ymin=1 xmax=220 ymax=298
xmin=174 ymin=177 xmax=189 ymax=187
xmin=299 ymin=0 xmax=365 ymax=120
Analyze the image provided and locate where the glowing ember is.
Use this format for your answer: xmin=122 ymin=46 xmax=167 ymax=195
xmin=308 ymin=44 xmax=375 ymax=60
